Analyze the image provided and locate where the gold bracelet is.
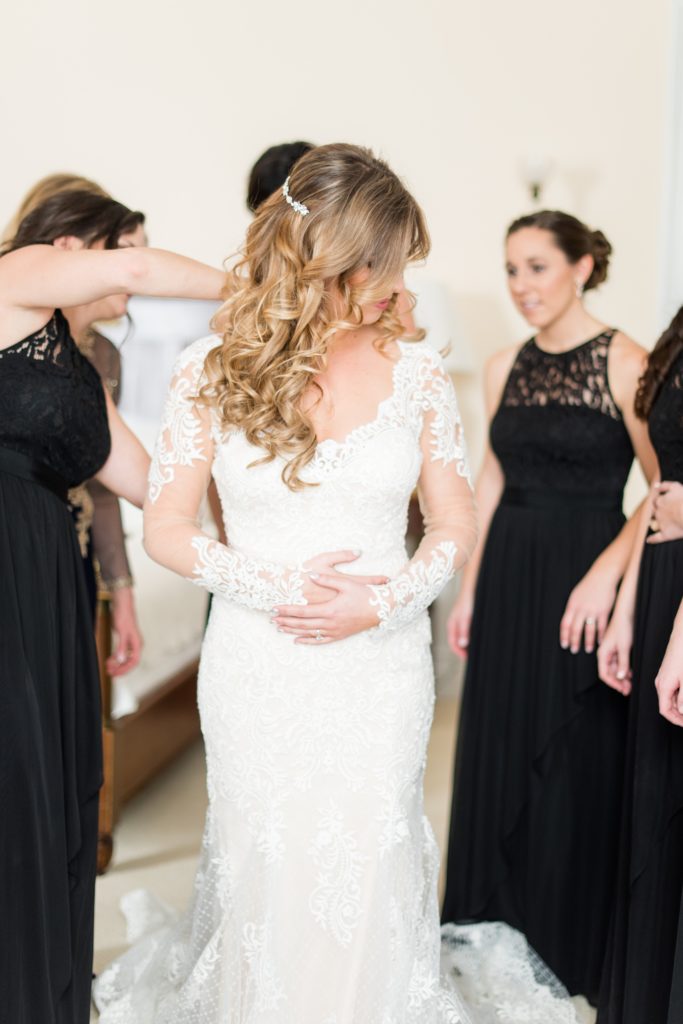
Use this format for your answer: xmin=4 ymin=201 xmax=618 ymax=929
xmin=105 ymin=575 xmax=135 ymax=592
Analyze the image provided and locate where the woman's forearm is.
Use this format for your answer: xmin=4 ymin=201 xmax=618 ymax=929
xmin=611 ymin=495 xmax=653 ymax=620
xmin=128 ymin=248 xmax=225 ymax=301
xmin=458 ymin=463 xmax=504 ymax=597
xmin=591 ymin=496 xmax=649 ymax=589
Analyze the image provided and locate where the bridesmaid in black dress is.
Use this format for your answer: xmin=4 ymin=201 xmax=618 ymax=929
xmin=0 ymin=189 xmax=224 ymax=1024
xmin=597 ymin=310 xmax=683 ymax=1023
xmin=441 ymin=210 xmax=657 ymax=1005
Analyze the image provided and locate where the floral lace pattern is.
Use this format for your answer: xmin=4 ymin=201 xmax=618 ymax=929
xmin=369 ymin=540 xmax=457 ymax=631
xmin=148 ymin=363 xmax=208 ymax=503
xmin=308 ymin=802 xmax=367 ymax=947
xmin=490 ymin=330 xmax=634 ymax=497
xmin=95 ymin=337 xmax=577 ymax=1023
xmin=190 ymin=536 xmax=306 ymax=612
xmin=503 ymin=331 xmax=620 ymax=419
xmin=0 ymin=309 xmax=110 ymax=485
xmin=145 ymin=337 xmax=307 ymax=614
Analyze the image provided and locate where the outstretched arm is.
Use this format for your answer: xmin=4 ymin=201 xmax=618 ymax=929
xmin=0 ymin=245 xmax=225 ymax=351
xmin=0 ymin=244 xmax=225 ymax=310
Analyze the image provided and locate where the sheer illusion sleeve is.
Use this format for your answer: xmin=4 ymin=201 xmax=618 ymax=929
xmin=369 ymin=355 xmax=477 ymax=630
xmin=88 ymin=479 xmax=133 ymax=589
xmin=84 ymin=331 xmax=133 ymax=589
xmin=143 ymin=340 xmax=306 ymax=611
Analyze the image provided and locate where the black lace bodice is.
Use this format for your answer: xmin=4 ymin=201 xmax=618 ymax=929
xmin=490 ymin=330 xmax=634 ymax=499
xmin=649 ymin=350 xmax=683 ymax=482
xmin=0 ymin=310 xmax=110 ymax=486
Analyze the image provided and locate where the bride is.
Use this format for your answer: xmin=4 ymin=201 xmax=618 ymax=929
xmin=95 ymin=144 xmax=579 ymax=1023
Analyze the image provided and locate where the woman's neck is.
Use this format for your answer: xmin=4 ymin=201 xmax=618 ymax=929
xmin=535 ymin=304 xmax=607 ymax=354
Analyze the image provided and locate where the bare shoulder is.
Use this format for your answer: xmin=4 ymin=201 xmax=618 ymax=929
xmin=608 ymin=330 xmax=648 ymax=406
xmin=0 ymin=303 xmax=54 ymax=351
xmin=482 ymin=342 xmax=523 ymax=409
xmin=610 ymin=329 xmax=648 ymax=369
xmin=485 ymin=342 xmax=523 ymax=382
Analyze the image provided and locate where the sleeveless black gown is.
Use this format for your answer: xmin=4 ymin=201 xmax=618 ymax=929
xmin=442 ymin=330 xmax=634 ymax=1004
xmin=0 ymin=311 xmax=111 ymax=1024
xmin=597 ymin=351 xmax=683 ymax=1023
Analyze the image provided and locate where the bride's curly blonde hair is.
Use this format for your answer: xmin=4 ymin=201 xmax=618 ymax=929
xmin=200 ymin=143 xmax=430 ymax=490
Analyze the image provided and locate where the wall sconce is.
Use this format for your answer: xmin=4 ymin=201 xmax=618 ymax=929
xmin=521 ymin=156 xmax=554 ymax=205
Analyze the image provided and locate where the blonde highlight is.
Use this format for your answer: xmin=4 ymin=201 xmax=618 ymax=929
xmin=200 ymin=144 xmax=430 ymax=490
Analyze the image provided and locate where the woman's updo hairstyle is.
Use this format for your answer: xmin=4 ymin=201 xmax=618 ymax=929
xmin=507 ymin=210 xmax=612 ymax=291
xmin=246 ymin=141 xmax=314 ymax=213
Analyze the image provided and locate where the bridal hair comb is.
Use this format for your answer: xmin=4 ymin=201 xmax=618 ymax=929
xmin=282 ymin=177 xmax=309 ymax=217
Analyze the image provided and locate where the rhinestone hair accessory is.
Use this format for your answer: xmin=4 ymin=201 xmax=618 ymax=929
xmin=282 ymin=177 xmax=309 ymax=217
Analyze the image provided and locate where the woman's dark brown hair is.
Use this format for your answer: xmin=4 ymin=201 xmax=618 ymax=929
xmin=1 ymin=190 xmax=145 ymax=255
xmin=635 ymin=306 xmax=683 ymax=419
xmin=507 ymin=210 xmax=612 ymax=291
xmin=246 ymin=142 xmax=314 ymax=213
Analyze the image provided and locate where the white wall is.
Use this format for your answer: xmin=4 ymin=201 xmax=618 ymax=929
xmin=0 ymin=0 xmax=672 ymax=469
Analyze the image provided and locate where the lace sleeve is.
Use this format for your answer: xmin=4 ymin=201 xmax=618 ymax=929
xmin=143 ymin=339 xmax=305 ymax=612
xmin=369 ymin=354 xmax=477 ymax=631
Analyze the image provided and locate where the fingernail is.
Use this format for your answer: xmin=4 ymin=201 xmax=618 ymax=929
xmin=586 ymin=646 xmax=593 ymax=654
xmin=308 ymin=572 xmax=320 ymax=580
xmin=570 ymin=646 xmax=578 ymax=654
xmin=561 ymin=642 xmax=568 ymax=650
xmin=271 ymin=608 xmax=279 ymax=615
xmin=277 ymin=628 xmax=284 ymax=633
xmin=352 ymin=549 xmax=362 ymax=556
xmin=617 ymin=671 xmax=625 ymax=680
xmin=458 ymin=637 xmax=468 ymax=646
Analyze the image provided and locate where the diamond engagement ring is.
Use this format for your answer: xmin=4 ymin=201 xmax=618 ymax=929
xmin=585 ymin=617 xmax=596 ymax=626
xmin=314 ymin=630 xmax=324 ymax=642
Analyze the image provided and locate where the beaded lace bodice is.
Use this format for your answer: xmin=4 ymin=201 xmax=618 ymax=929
xmin=649 ymin=350 xmax=683 ymax=482
xmin=0 ymin=310 xmax=110 ymax=485
xmin=490 ymin=330 xmax=634 ymax=498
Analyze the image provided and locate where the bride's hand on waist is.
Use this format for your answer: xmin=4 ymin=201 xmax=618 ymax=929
xmin=274 ymin=551 xmax=388 ymax=643
xmin=298 ymin=550 xmax=389 ymax=607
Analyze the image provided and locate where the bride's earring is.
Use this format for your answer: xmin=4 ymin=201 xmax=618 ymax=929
xmin=575 ymin=280 xmax=585 ymax=299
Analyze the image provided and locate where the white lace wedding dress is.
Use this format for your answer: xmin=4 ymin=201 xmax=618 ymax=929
xmin=94 ymin=337 xmax=579 ymax=1024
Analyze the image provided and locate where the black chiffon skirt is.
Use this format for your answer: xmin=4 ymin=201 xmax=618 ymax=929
xmin=597 ymin=538 xmax=683 ymax=1024
xmin=442 ymin=493 xmax=628 ymax=1004
xmin=0 ymin=469 xmax=102 ymax=1024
